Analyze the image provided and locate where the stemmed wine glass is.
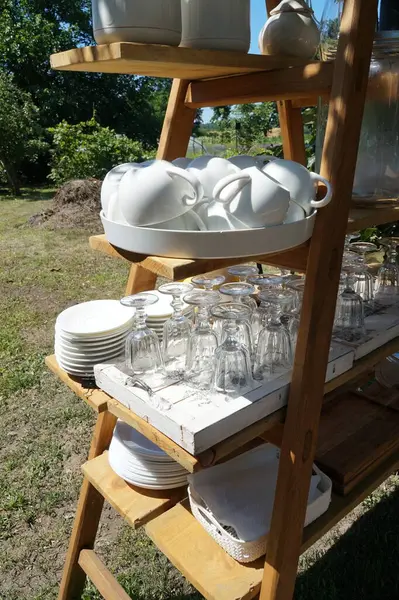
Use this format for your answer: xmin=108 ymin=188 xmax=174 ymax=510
xmin=158 ymin=282 xmax=193 ymax=377
xmin=215 ymin=284 xmax=254 ymax=351
xmin=211 ymin=303 xmax=254 ymax=397
xmin=253 ymin=291 xmax=293 ymax=381
xmin=375 ymin=237 xmax=399 ymax=301
xmin=184 ymin=290 xmax=220 ymax=390
xmin=334 ymin=268 xmax=365 ymax=342
xmin=120 ymin=293 xmax=164 ymax=376
xmin=191 ymin=274 xmax=226 ymax=290
xmin=227 ymin=265 xmax=258 ymax=282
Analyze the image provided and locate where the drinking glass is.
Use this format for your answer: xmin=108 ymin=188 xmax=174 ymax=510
xmin=253 ymin=291 xmax=293 ymax=380
xmin=375 ymin=237 xmax=399 ymax=301
xmin=248 ymin=273 xmax=285 ymax=331
xmin=184 ymin=290 xmax=220 ymax=390
xmin=211 ymin=303 xmax=254 ymax=397
xmin=120 ymin=293 xmax=164 ymax=376
xmin=191 ymin=274 xmax=226 ymax=290
xmin=334 ymin=273 xmax=365 ymax=342
xmin=349 ymin=241 xmax=377 ymax=306
xmin=227 ymin=265 xmax=258 ymax=281
xmin=159 ymin=282 xmax=193 ymax=377
xmin=214 ymin=291 xmax=253 ymax=353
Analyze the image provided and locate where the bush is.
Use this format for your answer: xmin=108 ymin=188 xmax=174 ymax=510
xmin=48 ymin=117 xmax=154 ymax=185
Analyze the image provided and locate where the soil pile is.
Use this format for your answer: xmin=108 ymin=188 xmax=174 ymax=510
xmin=29 ymin=179 xmax=102 ymax=231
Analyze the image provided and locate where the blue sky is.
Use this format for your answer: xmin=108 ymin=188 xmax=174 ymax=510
xmin=202 ymin=0 xmax=325 ymax=122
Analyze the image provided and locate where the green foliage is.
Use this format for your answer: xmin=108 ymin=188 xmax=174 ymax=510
xmin=0 ymin=72 xmax=47 ymax=194
xmin=48 ymin=117 xmax=152 ymax=185
xmin=233 ymin=103 xmax=279 ymax=151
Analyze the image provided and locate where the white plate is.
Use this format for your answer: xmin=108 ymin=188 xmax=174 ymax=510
xmin=57 ymin=362 xmax=94 ymax=377
xmin=55 ymin=344 xmax=125 ymax=361
xmin=56 ymin=300 xmax=134 ymax=336
xmin=55 ymin=339 xmax=126 ymax=356
xmin=112 ymin=421 xmax=169 ymax=458
xmin=111 ymin=449 xmax=187 ymax=473
xmin=55 ymin=331 xmax=129 ymax=348
xmin=109 ymin=459 xmax=187 ymax=489
xmin=55 ymin=351 xmax=124 ymax=367
xmin=55 ymin=327 xmax=131 ymax=345
xmin=101 ymin=210 xmax=317 ymax=260
xmin=142 ymin=289 xmax=190 ymax=319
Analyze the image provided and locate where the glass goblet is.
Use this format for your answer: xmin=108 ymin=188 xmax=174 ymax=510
xmin=191 ymin=274 xmax=226 ymax=290
xmin=253 ymin=291 xmax=293 ymax=381
xmin=120 ymin=293 xmax=164 ymax=376
xmin=158 ymin=282 xmax=193 ymax=377
xmin=184 ymin=290 xmax=220 ymax=390
xmin=211 ymin=303 xmax=254 ymax=397
xmin=227 ymin=265 xmax=258 ymax=281
xmin=334 ymin=273 xmax=365 ymax=341
xmin=375 ymin=237 xmax=399 ymax=302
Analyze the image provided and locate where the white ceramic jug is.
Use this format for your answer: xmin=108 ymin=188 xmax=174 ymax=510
xmin=180 ymin=0 xmax=250 ymax=51
xmin=119 ymin=161 xmax=204 ymax=227
xmin=92 ymin=0 xmax=182 ymax=45
xmin=261 ymin=158 xmax=332 ymax=216
xmin=258 ymin=0 xmax=320 ymax=59
xmin=213 ymin=166 xmax=290 ymax=228
xmin=187 ymin=156 xmax=240 ymax=199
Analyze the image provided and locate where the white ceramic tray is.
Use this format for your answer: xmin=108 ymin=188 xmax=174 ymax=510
xmin=101 ymin=211 xmax=316 ymax=259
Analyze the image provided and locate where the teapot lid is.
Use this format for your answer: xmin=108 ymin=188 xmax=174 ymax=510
xmin=270 ymin=0 xmax=314 ymax=16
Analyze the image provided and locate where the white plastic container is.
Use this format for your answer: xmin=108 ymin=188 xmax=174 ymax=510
xmin=92 ymin=0 xmax=182 ymax=45
xmin=180 ymin=0 xmax=250 ymax=52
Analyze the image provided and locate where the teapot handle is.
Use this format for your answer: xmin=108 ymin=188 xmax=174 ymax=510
xmin=309 ymin=173 xmax=333 ymax=208
xmin=166 ymin=167 xmax=204 ymax=206
xmin=213 ymin=173 xmax=251 ymax=205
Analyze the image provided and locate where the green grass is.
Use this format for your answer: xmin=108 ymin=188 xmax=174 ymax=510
xmin=1 ymin=189 xmax=399 ymax=600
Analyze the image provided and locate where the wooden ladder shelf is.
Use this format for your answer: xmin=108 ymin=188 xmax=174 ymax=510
xmin=45 ymin=1 xmax=399 ymax=599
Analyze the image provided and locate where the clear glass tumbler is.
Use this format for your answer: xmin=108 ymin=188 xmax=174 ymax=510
xmin=334 ymin=274 xmax=365 ymax=341
xmin=211 ymin=303 xmax=254 ymax=397
xmin=375 ymin=237 xmax=399 ymax=301
xmin=159 ymin=282 xmax=193 ymax=377
xmin=120 ymin=293 xmax=164 ymax=376
xmin=184 ymin=290 xmax=220 ymax=390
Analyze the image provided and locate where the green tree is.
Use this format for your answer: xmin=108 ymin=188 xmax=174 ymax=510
xmin=48 ymin=117 xmax=152 ymax=185
xmin=233 ymin=103 xmax=279 ymax=151
xmin=0 ymin=72 xmax=44 ymax=195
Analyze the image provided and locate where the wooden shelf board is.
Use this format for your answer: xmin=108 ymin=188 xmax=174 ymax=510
xmin=50 ymin=43 xmax=318 ymax=81
xmin=144 ymin=447 xmax=399 ymax=600
xmin=82 ymin=451 xmax=186 ymax=529
xmin=348 ymin=205 xmax=399 ymax=232
xmin=45 ymin=355 xmax=109 ymax=413
xmin=89 ymin=234 xmax=309 ymax=276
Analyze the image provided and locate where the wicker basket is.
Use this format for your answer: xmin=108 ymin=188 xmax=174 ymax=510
xmin=188 ymin=463 xmax=332 ymax=563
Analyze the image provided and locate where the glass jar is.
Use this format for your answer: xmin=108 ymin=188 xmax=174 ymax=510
xmin=316 ymin=29 xmax=399 ymax=201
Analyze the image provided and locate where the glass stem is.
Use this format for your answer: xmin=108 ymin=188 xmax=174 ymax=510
xmin=135 ymin=307 xmax=147 ymax=330
xmin=171 ymin=295 xmax=184 ymax=319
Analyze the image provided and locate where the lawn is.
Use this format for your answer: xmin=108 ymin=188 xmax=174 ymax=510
xmin=1 ymin=191 xmax=399 ymax=600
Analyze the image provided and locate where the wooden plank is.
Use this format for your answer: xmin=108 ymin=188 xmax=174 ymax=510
xmin=277 ymin=99 xmax=307 ymax=165
xmin=125 ymin=263 xmax=157 ymax=295
xmin=261 ymin=1 xmax=379 ymax=599
xmin=302 ymin=446 xmax=399 ymax=552
xmin=145 ymin=499 xmax=265 ymax=600
xmin=185 ymin=63 xmax=333 ymax=108
xmin=157 ymin=79 xmax=196 ymax=161
xmin=82 ymin=452 xmax=186 ymax=528
xmin=50 ymin=43 xmax=316 ymax=80
xmin=348 ymin=206 xmax=399 ymax=231
xmin=315 ymin=392 xmax=399 ymax=491
xmin=89 ymin=235 xmax=309 ymax=277
xmin=58 ymin=412 xmax=116 ymax=600
xmin=45 ymin=355 xmax=109 ymax=413
xmin=78 ymin=550 xmax=131 ymax=600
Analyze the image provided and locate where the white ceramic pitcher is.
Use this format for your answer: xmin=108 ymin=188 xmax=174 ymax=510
xmin=261 ymin=158 xmax=332 ymax=216
xmin=119 ymin=161 xmax=204 ymax=227
xmin=213 ymin=166 xmax=290 ymax=228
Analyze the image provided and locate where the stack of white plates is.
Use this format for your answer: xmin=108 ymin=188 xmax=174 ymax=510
xmin=109 ymin=420 xmax=188 ymax=490
xmin=55 ymin=300 xmax=135 ymax=378
xmin=145 ymin=289 xmax=192 ymax=342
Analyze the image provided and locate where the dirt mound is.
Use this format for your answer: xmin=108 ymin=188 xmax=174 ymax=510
xmin=29 ymin=179 xmax=102 ymax=231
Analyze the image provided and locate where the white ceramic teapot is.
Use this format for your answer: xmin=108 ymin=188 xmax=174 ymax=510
xmin=258 ymin=0 xmax=320 ymax=59
xmin=213 ymin=166 xmax=290 ymax=228
xmin=119 ymin=161 xmax=204 ymax=227
xmin=261 ymin=158 xmax=332 ymax=216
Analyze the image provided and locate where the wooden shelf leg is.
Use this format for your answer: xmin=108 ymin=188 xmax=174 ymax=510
xmin=58 ymin=410 xmax=117 ymax=600
xmin=277 ymin=100 xmax=307 ymax=166
xmin=125 ymin=264 xmax=158 ymax=296
xmin=157 ymin=79 xmax=197 ymax=161
xmin=260 ymin=1 xmax=378 ymax=599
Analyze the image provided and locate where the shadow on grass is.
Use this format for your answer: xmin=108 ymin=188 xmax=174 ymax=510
xmin=295 ymin=487 xmax=399 ymax=600
xmin=0 ymin=186 xmax=55 ymax=201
